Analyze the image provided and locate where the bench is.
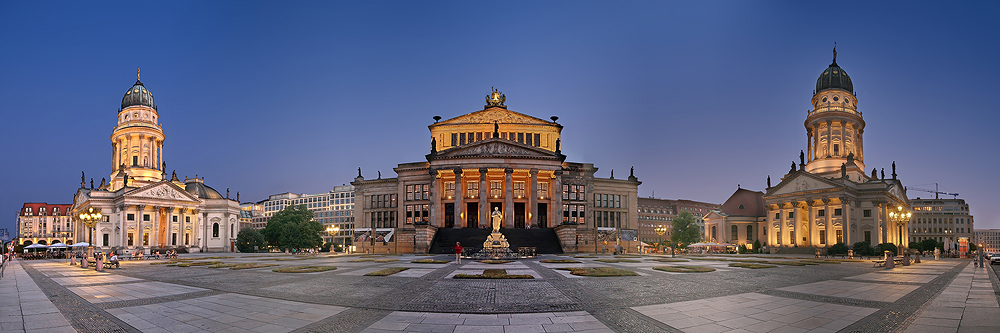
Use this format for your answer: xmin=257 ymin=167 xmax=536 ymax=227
xmin=872 ymin=258 xmax=904 ymax=267
xmin=103 ymin=261 xmax=120 ymax=269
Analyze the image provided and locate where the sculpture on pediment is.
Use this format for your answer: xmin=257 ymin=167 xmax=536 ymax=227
xmin=891 ymin=161 xmax=897 ymax=179
xmin=841 ymin=163 xmax=847 ymax=178
xmin=430 ymin=137 xmax=437 ymax=154
xmin=494 ymin=120 xmax=499 ymax=137
xmin=767 ymin=175 xmax=771 ymax=188
xmin=486 ymin=87 xmax=506 ymax=108
xmin=790 ymin=161 xmax=796 ymax=173
xmin=881 ymin=168 xmax=885 ymax=180
xmin=871 ymin=168 xmax=877 ymax=179
xmin=81 ymin=171 xmax=86 ymax=188
xmin=100 ymin=178 xmax=106 ymax=188
xmin=846 ymin=152 xmax=855 ymax=165
xmin=555 ymin=139 xmax=561 ymax=154
xmin=90 ymin=178 xmax=94 ymax=189
xmin=799 ymin=150 xmax=805 ymax=167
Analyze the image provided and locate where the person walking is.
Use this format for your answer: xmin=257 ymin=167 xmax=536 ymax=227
xmin=453 ymin=242 xmax=463 ymax=264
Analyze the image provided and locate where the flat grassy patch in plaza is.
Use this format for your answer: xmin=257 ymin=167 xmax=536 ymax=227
xmin=209 ymin=263 xmax=238 ymax=269
xmin=558 ymin=267 xmax=639 ymax=277
xmin=411 ymin=259 xmax=450 ymax=264
xmin=768 ymin=261 xmax=814 ymax=266
xmin=349 ymin=258 xmax=400 ymax=263
xmin=648 ymin=258 xmax=689 ymax=262
xmin=729 ymin=263 xmax=777 ymax=269
xmin=258 ymin=258 xmax=308 ymax=261
xmin=365 ymin=267 xmax=410 ymax=276
xmin=477 ymin=260 xmax=514 ymax=264
xmin=360 ymin=255 xmax=385 ymax=258
xmin=614 ymin=255 xmax=642 ymax=258
xmin=539 ymin=259 xmax=582 ymax=263
xmin=653 ymin=266 xmax=716 ymax=273
xmin=176 ymin=261 xmax=222 ymax=267
xmin=454 ymin=269 xmax=534 ymax=279
xmin=196 ymin=256 xmax=234 ymax=260
xmin=574 ymin=256 xmax=599 ymax=258
xmin=595 ymin=259 xmax=641 ymax=263
xmin=272 ymin=266 xmax=338 ymax=273
xmin=229 ymin=263 xmax=279 ymax=270
xmin=800 ymin=260 xmax=840 ymax=264
xmin=149 ymin=261 xmax=182 ymax=265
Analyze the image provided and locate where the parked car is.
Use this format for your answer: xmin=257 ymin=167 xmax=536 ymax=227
xmin=990 ymin=254 xmax=1000 ymax=265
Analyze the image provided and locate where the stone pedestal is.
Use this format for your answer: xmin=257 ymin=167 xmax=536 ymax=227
xmin=96 ymin=259 xmax=104 ymax=272
xmin=81 ymin=258 xmax=88 ymax=268
xmin=70 ymin=256 xmax=76 ymax=266
xmin=914 ymin=253 xmax=921 ymax=263
xmin=884 ymin=251 xmax=894 ymax=269
xmin=483 ymin=232 xmax=509 ymax=249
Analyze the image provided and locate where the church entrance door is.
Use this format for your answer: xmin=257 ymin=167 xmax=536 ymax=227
xmin=466 ymin=203 xmax=478 ymax=228
xmin=514 ymin=203 xmax=526 ymax=228
xmin=444 ymin=203 xmax=455 ymax=228
xmin=537 ymin=203 xmax=547 ymax=228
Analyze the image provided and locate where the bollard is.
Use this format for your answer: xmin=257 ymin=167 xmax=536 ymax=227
xmin=884 ymin=251 xmax=894 ymax=269
xmin=70 ymin=256 xmax=76 ymax=266
xmin=96 ymin=258 xmax=103 ymax=272
xmin=902 ymin=253 xmax=910 ymax=266
xmin=914 ymin=252 xmax=921 ymax=263
xmin=81 ymin=258 xmax=88 ymax=268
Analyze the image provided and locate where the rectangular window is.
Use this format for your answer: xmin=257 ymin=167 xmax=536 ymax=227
xmin=787 ymin=211 xmax=794 ymax=219
xmin=460 ymin=133 xmax=466 ymax=145
xmin=534 ymin=134 xmax=540 ymax=147
xmin=517 ymin=133 xmax=524 ymax=143
xmin=774 ymin=213 xmax=779 ymax=220
xmin=490 ymin=181 xmax=503 ymax=198
xmin=817 ymin=209 xmax=825 ymax=217
xmin=127 ymin=214 xmax=135 ymax=221
xmin=103 ymin=233 xmax=109 ymax=246
xmin=451 ymin=133 xmax=457 ymax=146
xmin=406 ymin=205 xmax=413 ymax=224
xmin=406 ymin=185 xmax=414 ymax=201
xmin=468 ymin=132 xmax=474 ymax=143
xmin=466 ymin=181 xmax=479 ymax=198
xmin=185 ymin=216 xmax=190 ymax=223
xmin=836 ymin=230 xmax=843 ymax=243
xmin=444 ymin=181 xmax=455 ymax=199
xmin=172 ymin=216 xmax=178 ymax=222
xmin=616 ymin=195 xmax=622 ymax=208
xmin=476 ymin=132 xmax=482 ymax=141
xmin=538 ymin=182 xmax=548 ymax=199
xmin=819 ymin=230 xmax=826 ymax=245
xmin=127 ymin=232 xmax=134 ymax=246
xmin=508 ymin=132 xmax=515 ymax=141
xmin=525 ymin=133 xmax=532 ymax=146
xmin=594 ymin=194 xmax=600 ymax=207
xmin=143 ymin=214 xmax=150 ymax=221
xmin=143 ymin=233 xmax=149 ymax=246
xmin=501 ymin=132 xmax=507 ymax=140
xmin=421 ymin=185 xmax=428 ymax=200
xmin=421 ymin=204 xmax=429 ymax=224
xmin=513 ymin=181 xmax=525 ymax=198
xmin=864 ymin=209 xmax=871 ymax=217
xmin=864 ymin=231 xmax=871 ymax=243
xmin=834 ymin=209 xmax=842 ymax=216
xmin=172 ymin=233 xmax=177 ymax=246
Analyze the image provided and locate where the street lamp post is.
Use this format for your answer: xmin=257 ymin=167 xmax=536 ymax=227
xmin=654 ymin=225 xmax=667 ymax=255
xmin=887 ymin=206 xmax=911 ymax=247
xmin=325 ymin=225 xmax=340 ymax=253
xmin=78 ymin=207 xmax=103 ymax=265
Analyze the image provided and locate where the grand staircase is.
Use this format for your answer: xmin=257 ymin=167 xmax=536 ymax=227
xmin=428 ymin=228 xmax=564 ymax=254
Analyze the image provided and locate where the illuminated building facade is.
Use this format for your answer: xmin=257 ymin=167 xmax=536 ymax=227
xmin=352 ymin=90 xmax=641 ymax=253
xmin=70 ymin=72 xmax=241 ymax=253
xmin=637 ymin=197 xmax=719 ymax=245
xmin=253 ymin=185 xmax=355 ymax=244
xmin=761 ymin=49 xmax=911 ymax=251
xmin=16 ymin=203 xmax=74 ymax=246
xmin=909 ymin=198 xmax=974 ymax=250
xmin=975 ymin=229 xmax=1000 ymax=253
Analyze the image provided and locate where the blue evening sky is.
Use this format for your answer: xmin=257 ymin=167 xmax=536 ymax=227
xmin=1 ymin=1 xmax=998 ymax=236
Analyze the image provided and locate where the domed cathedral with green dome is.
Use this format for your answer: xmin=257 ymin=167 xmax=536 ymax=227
xmin=70 ymin=70 xmax=241 ymax=254
xmin=710 ymin=47 xmax=915 ymax=254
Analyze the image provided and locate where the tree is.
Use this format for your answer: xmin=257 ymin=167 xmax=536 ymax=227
xmin=875 ymin=242 xmax=898 ymax=257
xmin=968 ymin=243 xmax=978 ymax=252
xmin=669 ymin=211 xmax=701 ymax=257
xmin=261 ymin=205 xmax=324 ymax=251
xmin=235 ymin=227 xmax=266 ymax=253
xmin=852 ymin=241 xmax=875 ymax=257
xmin=752 ymin=239 xmax=762 ymax=254
xmin=918 ymin=239 xmax=941 ymax=253
xmin=828 ymin=242 xmax=849 ymax=255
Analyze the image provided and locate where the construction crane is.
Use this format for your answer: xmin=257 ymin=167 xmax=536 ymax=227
xmin=905 ymin=183 xmax=959 ymax=199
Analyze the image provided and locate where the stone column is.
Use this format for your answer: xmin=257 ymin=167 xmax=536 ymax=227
xmin=479 ymin=168 xmax=488 ymax=229
xmin=223 ymin=212 xmax=230 ymax=252
xmin=874 ymin=201 xmax=884 ymax=245
xmin=806 ymin=201 xmax=815 ymax=247
xmin=504 ymin=168 xmax=514 ymax=228
xmin=427 ymin=169 xmax=438 ymax=227
xmin=825 ymin=121 xmax=832 ymax=157
xmin=841 ymin=198 xmax=851 ymax=245
xmin=858 ymin=129 xmax=864 ymax=161
xmin=202 ymin=212 xmax=209 ymax=252
xmin=806 ymin=129 xmax=812 ymax=161
xmin=136 ymin=205 xmax=144 ymax=247
xmin=453 ymin=168 xmax=462 ymax=228
xmin=823 ymin=199 xmax=832 ymax=246
xmin=529 ymin=168 xmax=538 ymax=228
xmin=553 ymin=170 xmax=563 ymax=226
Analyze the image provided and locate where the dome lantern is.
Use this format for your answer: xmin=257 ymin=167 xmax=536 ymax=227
xmin=121 ymin=68 xmax=155 ymax=110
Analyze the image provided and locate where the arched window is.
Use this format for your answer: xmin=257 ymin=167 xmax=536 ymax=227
xmin=212 ymin=223 xmax=219 ymax=238
xmin=711 ymin=226 xmax=717 ymax=241
xmin=747 ymin=225 xmax=753 ymax=240
xmin=731 ymin=225 xmax=738 ymax=241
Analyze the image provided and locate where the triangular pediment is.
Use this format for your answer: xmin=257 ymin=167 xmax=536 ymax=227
xmin=767 ymin=172 xmax=842 ymax=196
xmin=72 ymin=189 xmax=91 ymax=207
xmin=704 ymin=211 xmax=726 ymax=220
xmin=124 ymin=181 xmax=201 ymax=202
xmin=435 ymin=107 xmax=555 ymax=126
xmin=432 ymin=138 xmax=560 ymax=160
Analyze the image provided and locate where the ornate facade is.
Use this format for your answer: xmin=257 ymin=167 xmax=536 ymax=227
xmin=352 ymin=89 xmax=641 ymax=253
xmin=16 ymin=203 xmax=74 ymax=246
xmin=70 ymin=72 xmax=240 ymax=253
xmin=761 ymin=49 xmax=911 ymax=251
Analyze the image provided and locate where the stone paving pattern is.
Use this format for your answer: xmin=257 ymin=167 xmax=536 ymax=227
xmin=2 ymin=253 xmax=997 ymax=332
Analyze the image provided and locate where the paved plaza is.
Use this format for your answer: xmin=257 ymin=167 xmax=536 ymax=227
xmin=1 ymin=253 xmax=998 ymax=332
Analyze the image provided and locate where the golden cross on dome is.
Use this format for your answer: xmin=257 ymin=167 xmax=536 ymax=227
xmin=137 ymin=68 xmax=140 ymax=81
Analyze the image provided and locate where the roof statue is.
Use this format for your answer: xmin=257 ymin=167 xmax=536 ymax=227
xmin=790 ymin=161 xmax=796 ymax=173
xmin=486 ymin=87 xmax=506 ymax=108
xmin=430 ymin=137 xmax=437 ymax=154
xmin=226 ymin=188 xmax=229 ymax=199
xmin=892 ymin=161 xmax=897 ymax=179
xmin=610 ymin=169 xmax=614 ymax=179
xmin=767 ymin=175 xmax=771 ymax=188
xmin=90 ymin=178 xmax=94 ymax=189
xmin=171 ymin=170 xmax=178 ymax=182
xmin=137 ymin=68 xmax=140 ymax=82
xmin=493 ymin=120 xmax=499 ymax=137
xmin=881 ymin=168 xmax=885 ymax=180
xmin=832 ymin=42 xmax=838 ymax=65
xmin=800 ymin=150 xmax=805 ymax=168
xmin=841 ymin=163 xmax=847 ymax=178
xmin=358 ymin=167 xmax=362 ymax=178
xmin=236 ymin=191 xmax=240 ymax=202
xmin=629 ymin=166 xmax=638 ymax=181
xmin=871 ymin=168 xmax=877 ymax=179
xmin=81 ymin=171 xmax=86 ymax=188
xmin=378 ymin=171 xmax=381 ymax=179
xmin=100 ymin=178 xmax=105 ymax=188
xmin=162 ymin=161 xmax=166 ymax=171
xmin=846 ymin=152 xmax=855 ymax=164
xmin=555 ymin=139 xmax=561 ymax=154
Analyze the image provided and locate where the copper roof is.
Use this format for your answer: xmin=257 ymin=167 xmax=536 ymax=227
xmin=718 ymin=188 xmax=766 ymax=217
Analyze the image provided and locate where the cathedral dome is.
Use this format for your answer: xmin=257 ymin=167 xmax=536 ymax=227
xmin=184 ymin=181 xmax=224 ymax=200
xmin=121 ymin=80 xmax=155 ymax=110
xmin=815 ymin=47 xmax=853 ymax=94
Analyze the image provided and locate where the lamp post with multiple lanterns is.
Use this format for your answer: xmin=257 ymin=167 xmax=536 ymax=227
xmin=654 ymin=225 xmax=667 ymax=254
xmin=325 ymin=225 xmax=340 ymax=252
xmin=78 ymin=207 xmax=103 ymax=258
xmin=887 ymin=205 xmax=911 ymax=246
